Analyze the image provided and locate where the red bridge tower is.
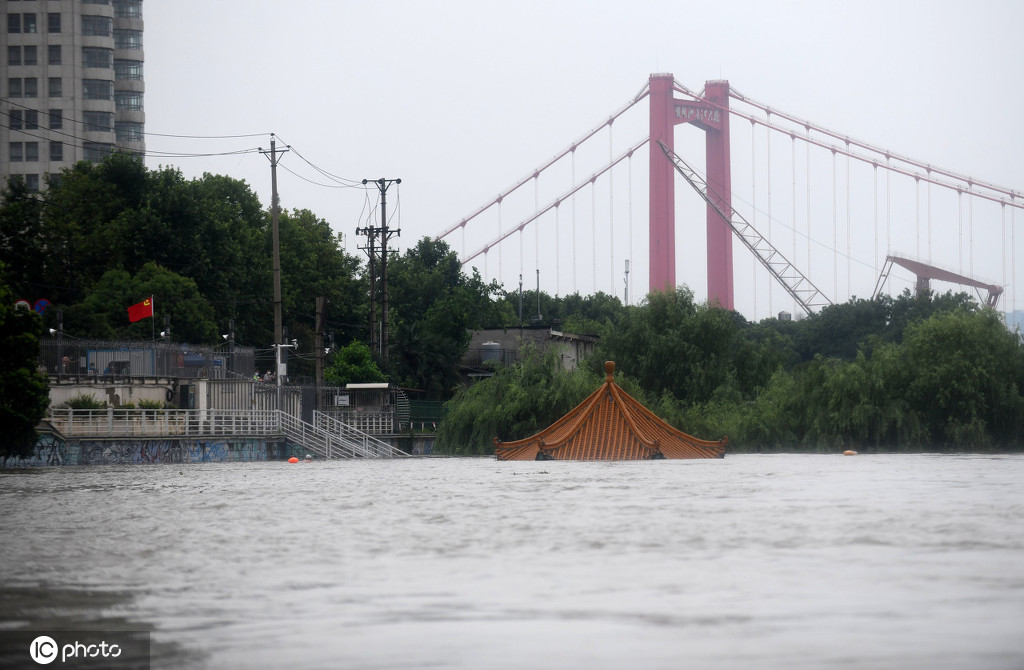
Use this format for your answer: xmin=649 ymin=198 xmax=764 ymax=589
xmin=649 ymin=74 xmax=733 ymax=309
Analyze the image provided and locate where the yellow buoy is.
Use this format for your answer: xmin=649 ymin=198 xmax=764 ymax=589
xmin=843 ymin=450 xmax=858 ymax=456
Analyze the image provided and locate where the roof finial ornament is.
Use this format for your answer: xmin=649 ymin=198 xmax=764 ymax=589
xmin=605 ymin=361 xmax=615 ymax=382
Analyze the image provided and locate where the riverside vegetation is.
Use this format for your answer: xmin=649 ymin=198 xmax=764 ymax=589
xmin=2 ymin=154 xmax=1023 ymax=456
xmin=438 ymin=288 xmax=1024 ymax=454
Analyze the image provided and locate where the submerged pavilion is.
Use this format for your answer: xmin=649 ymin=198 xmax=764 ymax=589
xmin=494 ymin=361 xmax=727 ymax=461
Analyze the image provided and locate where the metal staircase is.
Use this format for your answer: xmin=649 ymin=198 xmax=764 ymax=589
xmin=395 ymin=388 xmax=411 ymax=431
xmin=279 ymin=411 xmax=407 ymax=459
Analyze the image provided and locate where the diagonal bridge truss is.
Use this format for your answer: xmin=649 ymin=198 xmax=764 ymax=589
xmin=658 ymin=140 xmax=832 ymax=315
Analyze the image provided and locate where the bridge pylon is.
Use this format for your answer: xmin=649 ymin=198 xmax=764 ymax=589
xmin=649 ymin=74 xmax=733 ymax=309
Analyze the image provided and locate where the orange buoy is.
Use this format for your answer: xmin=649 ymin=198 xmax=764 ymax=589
xmin=288 ymin=456 xmax=299 ymax=463
xmin=843 ymin=450 xmax=858 ymax=456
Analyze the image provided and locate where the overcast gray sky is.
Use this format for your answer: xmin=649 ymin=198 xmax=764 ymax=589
xmin=143 ymin=0 xmax=1024 ymax=318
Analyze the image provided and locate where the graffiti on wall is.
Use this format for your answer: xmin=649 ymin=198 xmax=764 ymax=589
xmin=4 ymin=433 xmax=72 ymax=466
xmin=74 ymin=439 xmax=269 ymax=465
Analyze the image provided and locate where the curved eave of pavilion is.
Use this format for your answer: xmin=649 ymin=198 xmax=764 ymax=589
xmin=494 ymin=362 xmax=727 ymax=461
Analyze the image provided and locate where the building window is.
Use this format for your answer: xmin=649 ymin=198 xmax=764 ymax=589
xmin=115 ymin=121 xmax=143 ymax=142
xmin=23 ymin=45 xmax=37 ymax=66
xmin=83 ymin=111 xmax=113 ymax=132
xmin=48 ymin=77 xmax=61 ymax=97
xmin=47 ymin=13 xmax=60 ymax=33
xmin=83 ymin=0 xmax=111 ymax=4
xmin=113 ymin=29 xmax=142 ymax=50
xmin=82 ymin=47 xmax=113 ymax=69
xmin=48 ymin=45 xmax=61 ymax=65
xmin=9 ymin=143 xmax=23 ymax=162
xmin=22 ymin=13 xmax=36 ymax=33
xmin=49 ymin=141 xmax=63 ymax=161
xmin=83 ymin=142 xmax=113 ymax=162
xmin=23 ymin=77 xmax=36 ymax=98
xmin=7 ymin=45 xmax=20 ymax=66
xmin=81 ymin=15 xmax=111 ymax=37
xmin=114 ymin=59 xmax=143 ymax=80
xmin=8 ymin=78 xmax=22 ymax=97
xmin=9 ymin=110 xmax=23 ymax=130
xmin=82 ymin=79 xmax=113 ymax=100
xmin=113 ymin=0 xmax=143 ymax=19
xmin=48 ymin=109 xmax=62 ymax=129
xmin=8 ymin=14 xmax=21 ymax=33
xmin=25 ymin=142 xmax=38 ymax=161
xmin=25 ymin=174 xmax=39 ymax=192
xmin=24 ymin=109 xmax=37 ymax=129
xmin=114 ymin=90 xmax=143 ymax=111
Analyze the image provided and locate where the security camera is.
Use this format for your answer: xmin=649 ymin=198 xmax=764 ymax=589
xmin=291 ymin=339 xmax=297 ymax=347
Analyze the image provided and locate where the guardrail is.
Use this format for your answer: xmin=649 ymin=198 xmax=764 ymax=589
xmin=47 ymin=408 xmax=281 ymax=438
xmin=313 ymin=411 xmax=406 ymax=458
xmin=45 ymin=408 xmax=408 ymax=459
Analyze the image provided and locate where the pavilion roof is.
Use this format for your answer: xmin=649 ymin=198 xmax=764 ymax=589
xmin=494 ymin=361 xmax=727 ymax=461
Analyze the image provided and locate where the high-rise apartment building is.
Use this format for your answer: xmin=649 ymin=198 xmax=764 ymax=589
xmin=1 ymin=0 xmax=144 ymax=191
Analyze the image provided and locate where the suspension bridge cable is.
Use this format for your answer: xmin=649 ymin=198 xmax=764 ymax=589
xmin=627 ymin=150 xmax=633 ymax=305
xmin=969 ymin=183 xmax=974 ymax=277
xmin=435 ymin=89 xmax=649 ymax=242
xmin=687 ymin=89 xmax=1024 ymax=211
xmin=927 ymin=172 xmax=932 ymax=263
xmin=958 ymin=190 xmax=964 ymax=274
xmin=609 ymin=121 xmax=615 ymax=295
xmin=792 ymin=133 xmax=798 ymax=315
xmin=591 ymin=180 xmax=597 ymax=292
xmin=874 ymin=162 xmax=879 ymax=279
xmin=456 ymin=138 xmax=648 ymax=268
xmin=726 ymin=85 xmax=1022 ymax=204
xmin=833 ymin=149 xmax=838 ymax=301
xmin=555 ymin=202 xmax=561 ymax=297
xmin=751 ymin=119 xmax=758 ymax=315
xmin=846 ymin=141 xmax=851 ymax=299
xmin=572 ymin=147 xmax=577 ymax=295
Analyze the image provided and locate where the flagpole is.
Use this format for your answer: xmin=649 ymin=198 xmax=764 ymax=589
xmin=151 ymin=295 xmax=155 ymax=341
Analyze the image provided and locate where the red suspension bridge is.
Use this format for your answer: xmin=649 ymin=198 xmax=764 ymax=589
xmin=437 ymin=74 xmax=1024 ymax=320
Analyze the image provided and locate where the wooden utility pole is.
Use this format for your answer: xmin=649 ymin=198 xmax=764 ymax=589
xmin=315 ymin=296 xmax=326 ymax=386
xmin=260 ymin=135 xmax=289 ymax=344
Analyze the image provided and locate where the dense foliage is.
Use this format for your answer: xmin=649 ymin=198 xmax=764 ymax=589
xmin=0 ymin=156 xmax=483 ymax=392
xmin=0 ymin=272 xmax=50 ymax=459
xmin=438 ymin=290 xmax=1024 ymax=454
xmin=385 ymin=237 xmax=511 ymax=396
xmin=325 ymin=340 xmax=385 ymax=387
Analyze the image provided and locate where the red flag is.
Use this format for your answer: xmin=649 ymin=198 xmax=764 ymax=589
xmin=127 ymin=296 xmax=154 ymax=322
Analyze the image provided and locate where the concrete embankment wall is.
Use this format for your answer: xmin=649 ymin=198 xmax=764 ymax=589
xmin=15 ymin=437 xmax=277 ymax=466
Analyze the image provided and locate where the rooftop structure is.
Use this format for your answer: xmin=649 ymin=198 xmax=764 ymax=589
xmin=494 ymin=361 xmax=727 ymax=461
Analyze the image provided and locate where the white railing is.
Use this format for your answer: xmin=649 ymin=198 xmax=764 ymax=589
xmin=47 ymin=408 xmax=281 ymax=439
xmin=46 ymin=408 xmax=407 ymax=459
xmin=313 ymin=411 xmax=406 ymax=458
xmin=326 ymin=410 xmax=394 ymax=434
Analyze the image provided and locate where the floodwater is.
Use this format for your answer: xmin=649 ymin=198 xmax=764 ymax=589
xmin=1 ymin=454 xmax=1023 ymax=669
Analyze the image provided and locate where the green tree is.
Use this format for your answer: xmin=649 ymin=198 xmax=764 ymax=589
xmin=0 ymin=272 xmax=50 ymax=460
xmin=591 ymin=288 xmax=744 ymax=405
xmin=325 ymin=340 xmax=386 ymax=386
xmin=387 ymin=237 xmax=510 ymax=397
xmin=901 ymin=309 xmax=1024 ymax=447
xmin=69 ymin=263 xmax=218 ymax=343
